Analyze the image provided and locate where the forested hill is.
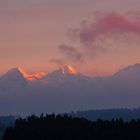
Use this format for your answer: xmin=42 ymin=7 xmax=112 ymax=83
xmin=3 ymin=114 xmax=140 ymax=140
xmin=0 ymin=124 xmax=5 ymax=140
xmin=70 ymin=108 xmax=140 ymax=121
xmin=0 ymin=116 xmax=15 ymax=140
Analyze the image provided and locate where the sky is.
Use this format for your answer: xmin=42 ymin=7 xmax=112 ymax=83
xmin=1 ymin=0 xmax=140 ymax=76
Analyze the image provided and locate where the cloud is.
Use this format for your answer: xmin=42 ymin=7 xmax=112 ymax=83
xmin=50 ymin=59 xmax=65 ymax=66
xmin=51 ymin=11 xmax=140 ymax=75
xmin=50 ymin=45 xmax=84 ymax=66
xmin=68 ymin=12 xmax=140 ymax=51
xmin=58 ymin=44 xmax=84 ymax=62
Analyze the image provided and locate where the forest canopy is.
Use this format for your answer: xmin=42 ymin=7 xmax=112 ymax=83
xmin=3 ymin=114 xmax=140 ymax=140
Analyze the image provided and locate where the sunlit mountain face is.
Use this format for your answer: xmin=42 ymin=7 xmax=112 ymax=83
xmin=1 ymin=67 xmax=47 ymax=81
xmin=59 ymin=65 xmax=78 ymax=75
xmin=17 ymin=67 xmax=46 ymax=81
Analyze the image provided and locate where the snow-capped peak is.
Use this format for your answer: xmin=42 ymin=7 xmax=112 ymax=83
xmin=17 ymin=67 xmax=46 ymax=81
xmin=1 ymin=67 xmax=32 ymax=81
xmin=17 ymin=67 xmax=30 ymax=78
xmin=0 ymin=67 xmax=28 ymax=87
xmin=59 ymin=65 xmax=78 ymax=75
xmin=3 ymin=67 xmax=26 ymax=77
xmin=2 ymin=67 xmax=46 ymax=81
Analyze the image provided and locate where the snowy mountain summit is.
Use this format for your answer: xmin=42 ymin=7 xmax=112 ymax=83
xmin=59 ymin=65 xmax=78 ymax=75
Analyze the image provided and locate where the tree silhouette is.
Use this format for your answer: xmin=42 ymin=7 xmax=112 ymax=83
xmin=3 ymin=114 xmax=140 ymax=140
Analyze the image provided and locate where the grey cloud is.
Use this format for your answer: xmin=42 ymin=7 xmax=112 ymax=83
xmin=50 ymin=59 xmax=65 ymax=66
xmin=58 ymin=44 xmax=84 ymax=62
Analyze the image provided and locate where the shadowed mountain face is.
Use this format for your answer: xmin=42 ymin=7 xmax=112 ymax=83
xmin=0 ymin=64 xmax=140 ymax=115
xmin=0 ymin=68 xmax=28 ymax=88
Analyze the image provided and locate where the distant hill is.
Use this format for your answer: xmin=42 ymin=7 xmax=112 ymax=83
xmin=0 ymin=116 xmax=15 ymax=140
xmin=0 ymin=116 xmax=15 ymax=127
xmin=70 ymin=108 xmax=140 ymax=121
xmin=0 ymin=124 xmax=5 ymax=140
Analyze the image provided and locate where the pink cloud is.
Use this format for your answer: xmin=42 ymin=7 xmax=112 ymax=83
xmin=50 ymin=11 xmax=140 ymax=75
xmin=69 ymin=12 xmax=140 ymax=50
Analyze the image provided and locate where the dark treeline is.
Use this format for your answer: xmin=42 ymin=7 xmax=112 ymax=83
xmin=3 ymin=114 xmax=140 ymax=140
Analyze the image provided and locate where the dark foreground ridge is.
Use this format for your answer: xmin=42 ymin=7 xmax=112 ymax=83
xmin=3 ymin=114 xmax=140 ymax=140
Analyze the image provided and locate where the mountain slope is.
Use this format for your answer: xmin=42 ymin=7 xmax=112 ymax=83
xmin=113 ymin=63 xmax=140 ymax=79
xmin=0 ymin=67 xmax=28 ymax=88
xmin=0 ymin=64 xmax=140 ymax=115
xmin=105 ymin=63 xmax=140 ymax=88
xmin=42 ymin=65 xmax=90 ymax=85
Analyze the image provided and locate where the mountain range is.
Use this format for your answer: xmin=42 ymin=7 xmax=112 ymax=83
xmin=0 ymin=64 xmax=140 ymax=115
